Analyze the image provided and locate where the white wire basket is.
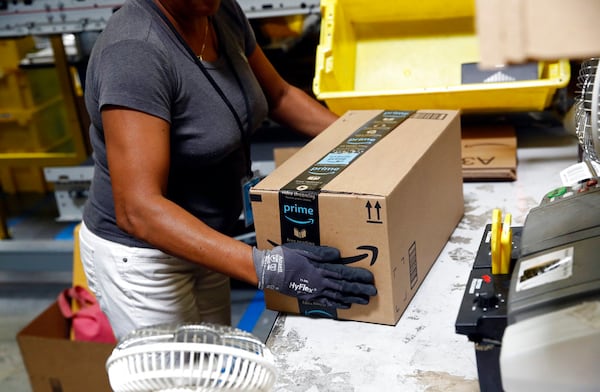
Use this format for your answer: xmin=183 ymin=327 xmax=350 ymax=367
xmin=106 ymin=323 xmax=277 ymax=392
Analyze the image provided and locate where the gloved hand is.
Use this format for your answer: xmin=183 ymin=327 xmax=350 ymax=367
xmin=252 ymin=242 xmax=377 ymax=309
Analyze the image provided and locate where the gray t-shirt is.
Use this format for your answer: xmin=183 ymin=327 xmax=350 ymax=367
xmin=83 ymin=0 xmax=268 ymax=247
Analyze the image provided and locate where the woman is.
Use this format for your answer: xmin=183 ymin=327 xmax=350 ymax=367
xmin=80 ymin=0 xmax=377 ymax=339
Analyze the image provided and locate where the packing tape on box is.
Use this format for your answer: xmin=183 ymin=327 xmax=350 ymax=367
xmin=278 ymin=110 xmax=414 ymax=246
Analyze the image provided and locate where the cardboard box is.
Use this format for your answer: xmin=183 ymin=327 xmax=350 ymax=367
xmin=250 ymin=109 xmax=464 ymax=325
xmin=475 ymin=0 xmax=600 ymax=67
xmin=275 ymin=124 xmax=518 ymax=182
xmin=17 ymin=301 xmax=115 ymax=392
xmin=461 ymin=125 xmax=517 ymax=181
xmin=273 ymin=146 xmax=301 ymax=168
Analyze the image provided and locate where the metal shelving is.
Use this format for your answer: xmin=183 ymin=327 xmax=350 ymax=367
xmin=0 ymin=0 xmax=320 ymax=37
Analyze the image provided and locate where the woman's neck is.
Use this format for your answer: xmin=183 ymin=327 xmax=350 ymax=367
xmin=154 ymin=0 xmax=205 ymax=37
xmin=153 ymin=0 xmax=216 ymax=60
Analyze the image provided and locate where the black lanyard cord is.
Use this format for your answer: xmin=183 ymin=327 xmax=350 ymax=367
xmin=147 ymin=0 xmax=253 ymax=176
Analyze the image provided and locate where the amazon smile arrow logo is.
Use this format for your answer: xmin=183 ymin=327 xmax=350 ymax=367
xmin=339 ymin=245 xmax=378 ymax=266
xmin=283 ymin=216 xmax=315 ymax=225
xmin=267 ymin=240 xmax=378 ymax=266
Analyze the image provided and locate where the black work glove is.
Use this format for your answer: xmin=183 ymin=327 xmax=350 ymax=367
xmin=252 ymin=242 xmax=377 ymax=309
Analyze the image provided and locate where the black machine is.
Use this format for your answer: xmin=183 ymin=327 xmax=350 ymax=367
xmin=455 ymin=178 xmax=600 ymax=392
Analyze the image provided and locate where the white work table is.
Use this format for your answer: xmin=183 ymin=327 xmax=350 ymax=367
xmin=265 ymin=120 xmax=580 ymax=391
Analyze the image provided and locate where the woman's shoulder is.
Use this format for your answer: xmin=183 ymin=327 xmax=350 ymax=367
xmin=100 ymin=0 xmax=154 ymax=42
xmin=92 ymin=0 xmax=171 ymax=64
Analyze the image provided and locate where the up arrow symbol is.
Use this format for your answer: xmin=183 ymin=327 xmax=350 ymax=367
xmin=365 ymin=201 xmax=373 ymax=220
xmin=365 ymin=201 xmax=383 ymax=223
xmin=374 ymin=201 xmax=382 ymax=220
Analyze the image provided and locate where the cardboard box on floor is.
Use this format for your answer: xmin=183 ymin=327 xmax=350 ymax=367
xmin=17 ymin=224 xmax=115 ymax=392
xmin=17 ymin=302 xmax=115 ymax=392
xmin=251 ymin=109 xmax=464 ymax=325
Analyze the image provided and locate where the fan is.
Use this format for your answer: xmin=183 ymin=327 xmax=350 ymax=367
xmin=105 ymin=323 xmax=277 ymax=392
xmin=574 ymin=58 xmax=600 ymax=165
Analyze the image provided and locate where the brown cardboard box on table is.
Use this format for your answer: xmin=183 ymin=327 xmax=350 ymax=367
xmin=250 ymin=109 xmax=464 ymax=325
xmin=461 ymin=124 xmax=517 ymax=181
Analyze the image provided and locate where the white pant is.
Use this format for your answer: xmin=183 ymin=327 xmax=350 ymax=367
xmin=78 ymin=222 xmax=231 ymax=340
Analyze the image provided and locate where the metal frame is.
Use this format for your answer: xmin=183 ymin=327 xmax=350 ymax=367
xmin=43 ymin=165 xmax=93 ymax=222
xmin=0 ymin=0 xmax=320 ymax=37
